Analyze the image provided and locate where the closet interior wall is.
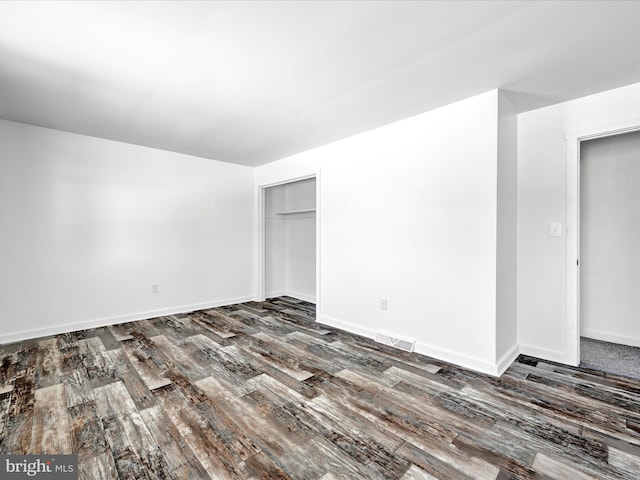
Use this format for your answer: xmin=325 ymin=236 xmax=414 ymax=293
xmin=264 ymin=178 xmax=316 ymax=303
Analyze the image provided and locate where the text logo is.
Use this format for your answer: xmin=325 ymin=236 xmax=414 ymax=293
xmin=0 ymin=455 xmax=78 ymax=479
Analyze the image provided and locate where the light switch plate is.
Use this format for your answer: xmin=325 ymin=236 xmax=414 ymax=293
xmin=549 ymin=222 xmax=562 ymax=237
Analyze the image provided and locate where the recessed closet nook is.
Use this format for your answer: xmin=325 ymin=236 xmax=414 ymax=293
xmin=264 ymin=177 xmax=316 ymax=304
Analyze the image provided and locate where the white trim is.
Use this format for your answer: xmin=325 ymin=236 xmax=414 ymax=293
xmin=582 ymin=329 xmax=640 ymax=349
xmin=496 ymin=344 xmax=520 ymax=376
xmin=265 ymin=290 xmax=287 ymax=299
xmin=414 ymin=341 xmax=504 ymax=377
xmin=0 ymin=296 xmax=254 ymax=345
xmin=267 ymin=290 xmax=316 ymax=304
xmin=318 ymin=315 xmax=377 ymax=340
xmin=320 ymin=314 xmax=515 ymax=377
xmin=257 ymin=173 xmax=318 ymax=190
xmin=565 ymin=117 xmax=640 ymax=366
xmin=519 ymin=343 xmax=569 ymax=365
xmin=283 ymin=290 xmax=316 ymax=304
xmin=315 ymin=169 xmax=322 ymax=321
xmin=257 ymin=185 xmax=266 ymax=301
xmin=566 ymin=133 xmax=580 ymax=366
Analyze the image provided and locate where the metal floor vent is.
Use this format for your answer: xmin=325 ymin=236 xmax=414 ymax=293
xmin=375 ymin=332 xmax=415 ymax=353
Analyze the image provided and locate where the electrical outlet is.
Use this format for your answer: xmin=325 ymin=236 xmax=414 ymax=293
xmin=380 ymin=298 xmax=388 ymax=311
xmin=151 ymin=284 xmax=160 ymax=294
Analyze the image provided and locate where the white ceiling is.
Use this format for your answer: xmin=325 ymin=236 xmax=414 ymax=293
xmin=1 ymin=1 xmax=640 ymax=167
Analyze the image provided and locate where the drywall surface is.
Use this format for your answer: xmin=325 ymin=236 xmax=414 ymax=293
xmin=495 ymin=91 xmax=518 ymax=365
xmin=284 ymin=179 xmax=316 ymax=301
xmin=256 ymin=90 xmax=503 ymax=373
xmin=0 ymin=119 xmax=255 ymax=343
xmin=518 ymin=81 xmax=640 ymax=362
xmin=265 ymin=185 xmax=287 ymax=297
xmin=284 ymin=211 xmax=316 ymax=301
xmin=580 ymin=131 xmax=640 ymax=347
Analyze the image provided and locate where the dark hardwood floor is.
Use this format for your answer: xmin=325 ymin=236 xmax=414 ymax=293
xmin=1 ymin=297 xmax=640 ymax=479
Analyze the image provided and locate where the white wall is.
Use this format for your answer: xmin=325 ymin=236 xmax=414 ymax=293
xmin=0 ymin=119 xmax=255 ymax=343
xmin=496 ymin=91 xmax=518 ymax=363
xmin=17 ymin=78 xmax=640 ymax=373
xmin=518 ymin=81 xmax=640 ymax=362
xmin=580 ymin=131 xmax=640 ymax=346
xmin=284 ymin=212 xmax=316 ymax=301
xmin=284 ymin=179 xmax=316 ymax=301
xmin=265 ymin=186 xmax=286 ymax=297
xmin=256 ymin=90 xmax=517 ymax=375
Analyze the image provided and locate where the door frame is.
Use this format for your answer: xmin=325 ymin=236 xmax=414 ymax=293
xmin=257 ymin=172 xmax=321 ymax=316
xmin=565 ymin=119 xmax=640 ymax=365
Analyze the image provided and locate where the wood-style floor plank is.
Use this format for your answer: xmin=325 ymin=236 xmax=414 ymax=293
xmin=68 ymin=401 xmax=112 ymax=476
xmin=1 ymin=296 xmax=640 ymax=479
xmin=34 ymin=338 xmax=64 ymax=388
xmin=139 ymin=404 xmax=210 ymax=478
xmin=94 ymin=381 xmax=171 ymax=479
xmin=31 ymin=383 xmax=72 ymax=454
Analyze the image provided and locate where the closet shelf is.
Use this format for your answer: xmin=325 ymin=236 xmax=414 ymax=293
xmin=274 ymin=208 xmax=316 ymax=215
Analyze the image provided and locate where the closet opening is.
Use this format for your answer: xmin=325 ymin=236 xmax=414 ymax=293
xmin=258 ymin=176 xmax=318 ymax=317
xmin=566 ymin=121 xmax=640 ymax=367
xmin=579 ymin=129 xmax=640 ymax=378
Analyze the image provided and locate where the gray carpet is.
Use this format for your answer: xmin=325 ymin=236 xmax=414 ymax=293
xmin=580 ymin=337 xmax=640 ymax=381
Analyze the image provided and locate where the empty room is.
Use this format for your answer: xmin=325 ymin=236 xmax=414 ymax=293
xmin=2 ymin=1 xmax=640 ymax=479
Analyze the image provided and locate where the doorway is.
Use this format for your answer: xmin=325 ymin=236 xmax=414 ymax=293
xmin=259 ymin=176 xmax=319 ymax=312
xmin=566 ymin=121 xmax=640 ymax=366
xmin=580 ymin=130 xmax=640 ymax=346
xmin=578 ymin=129 xmax=640 ymax=376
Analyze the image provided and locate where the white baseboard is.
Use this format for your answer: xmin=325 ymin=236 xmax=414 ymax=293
xmin=265 ymin=290 xmax=286 ymax=299
xmin=414 ymin=341 xmax=505 ymax=377
xmin=496 ymin=344 xmax=520 ymax=376
xmin=581 ymin=329 xmax=640 ymax=348
xmin=319 ymin=314 xmax=516 ymax=377
xmin=318 ymin=315 xmax=377 ymax=340
xmin=0 ymin=295 xmax=254 ymax=345
xmin=266 ymin=290 xmax=316 ymax=303
xmin=284 ymin=290 xmax=316 ymax=303
xmin=518 ymin=343 xmax=570 ymax=365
